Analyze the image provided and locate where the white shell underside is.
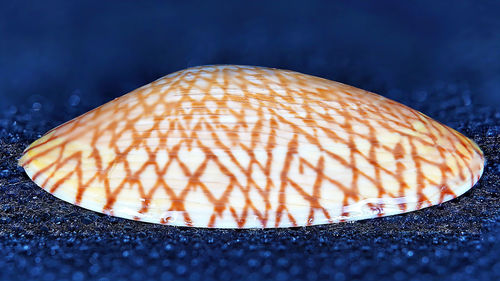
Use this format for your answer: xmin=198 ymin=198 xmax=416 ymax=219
xmin=23 ymin=163 xmax=480 ymax=228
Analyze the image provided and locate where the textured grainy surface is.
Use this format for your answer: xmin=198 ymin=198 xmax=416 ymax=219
xmin=1 ymin=0 xmax=499 ymax=280
xmin=1 ymin=77 xmax=499 ymax=281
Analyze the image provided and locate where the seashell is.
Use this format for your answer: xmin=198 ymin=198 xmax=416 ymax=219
xmin=19 ymin=65 xmax=484 ymax=228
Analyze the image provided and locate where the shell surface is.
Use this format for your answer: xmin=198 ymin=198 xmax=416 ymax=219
xmin=19 ymin=65 xmax=484 ymax=228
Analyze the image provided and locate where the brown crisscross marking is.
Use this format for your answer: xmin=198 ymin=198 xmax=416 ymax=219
xmin=20 ymin=65 xmax=485 ymax=228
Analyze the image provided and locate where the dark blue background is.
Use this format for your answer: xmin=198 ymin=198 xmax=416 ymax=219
xmin=0 ymin=1 xmax=499 ymax=281
xmin=1 ymin=0 xmax=500 ymax=111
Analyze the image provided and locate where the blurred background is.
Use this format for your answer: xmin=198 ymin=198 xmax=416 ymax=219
xmin=1 ymin=0 xmax=499 ymax=114
xmin=0 ymin=1 xmax=499 ymax=281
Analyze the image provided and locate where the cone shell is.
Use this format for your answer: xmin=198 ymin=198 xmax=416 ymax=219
xmin=19 ymin=65 xmax=485 ymax=228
